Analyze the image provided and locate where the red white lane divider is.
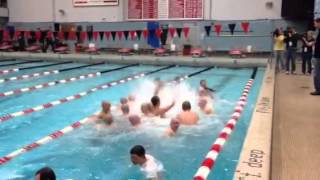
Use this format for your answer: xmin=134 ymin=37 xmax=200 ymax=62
xmin=193 ymin=79 xmax=254 ymax=180
xmin=0 ymin=68 xmax=19 ymax=75
xmin=0 ymin=72 xmax=101 ymax=97
xmin=0 ymin=70 xmax=59 ymax=83
xmin=0 ymin=111 xmax=100 ymax=166
xmin=0 ymin=73 xmax=146 ymax=123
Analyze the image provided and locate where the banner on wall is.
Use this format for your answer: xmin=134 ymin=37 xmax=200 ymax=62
xmin=73 ymin=0 xmax=119 ymax=7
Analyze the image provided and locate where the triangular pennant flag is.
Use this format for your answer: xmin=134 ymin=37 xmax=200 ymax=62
xmin=176 ymin=28 xmax=182 ymax=38
xmin=68 ymin=31 xmax=76 ymax=40
xmin=143 ymin=29 xmax=148 ymax=39
xmin=160 ymin=28 xmax=168 ymax=46
xmin=214 ymin=24 xmax=222 ymax=36
xmin=130 ymin=31 xmax=136 ymax=40
xmin=64 ymin=31 xmax=69 ymax=40
xmin=169 ymin=28 xmax=176 ymax=38
xmin=111 ymin=31 xmax=117 ymax=41
xmin=155 ymin=28 xmax=162 ymax=39
xmin=15 ymin=31 xmax=21 ymax=39
xmin=123 ymin=31 xmax=129 ymax=40
xmin=228 ymin=23 xmax=236 ymax=35
xmin=25 ymin=31 xmax=31 ymax=39
xmin=35 ymin=31 xmax=42 ymax=41
xmin=4 ymin=30 xmax=10 ymax=41
xmin=117 ymin=31 xmax=123 ymax=40
xmin=87 ymin=31 xmax=93 ymax=41
xmin=46 ymin=31 xmax=53 ymax=39
xmin=204 ymin=26 xmax=211 ymax=37
xmin=241 ymin=22 xmax=250 ymax=33
xmin=9 ymin=29 xmax=15 ymax=40
xmin=58 ymin=31 xmax=64 ymax=40
xmin=93 ymin=32 xmax=99 ymax=41
xmin=76 ymin=31 xmax=81 ymax=41
xmin=136 ymin=30 xmax=142 ymax=40
xmin=99 ymin=31 xmax=104 ymax=41
xmin=80 ymin=31 xmax=87 ymax=41
xmin=183 ymin=27 xmax=190 ymax=38
xmin=105 ymin=31 xmax=111 ymax=40
xmin=53 ymin=31 xmax=58 ymax=39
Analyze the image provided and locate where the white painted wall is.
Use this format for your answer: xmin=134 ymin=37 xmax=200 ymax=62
xmin=54 ymin=0 xmax=124 ymax=22
xmin=211 ymin=0 xmax=282 ymax=20
xmin=8 ymin=0 xmax=53 ymax=22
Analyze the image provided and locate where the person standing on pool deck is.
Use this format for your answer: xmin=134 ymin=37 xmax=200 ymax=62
xmin=35 ymin=167 xmax=56 ymax=180
xmin=284 ymin=27 xmax=300 ymax=74
xmin=301 ymin=31 xmax=315 ymax=75
xmin=273 ymin=28 xmax=286 ymax=72
xmin=150 ymin=96 xmax=175 ymax=118
xmin=311 ymin=18 xmax=320 ymax=96
xmin=130 ymin=145 xmax=163 ymax=180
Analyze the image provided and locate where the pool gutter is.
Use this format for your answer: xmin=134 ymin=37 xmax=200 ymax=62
xmin=0 ymin=52 xmax=268 ymax=68
xmin=233 ymin=63 xmax=275 ymax=179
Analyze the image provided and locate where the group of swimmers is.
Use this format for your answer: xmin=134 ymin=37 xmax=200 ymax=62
xmin=89 ymin=78 xmax=215 ymax=137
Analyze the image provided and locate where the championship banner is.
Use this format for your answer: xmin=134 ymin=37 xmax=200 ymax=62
xmin=73 ymin=0 xmax=119 ymax=7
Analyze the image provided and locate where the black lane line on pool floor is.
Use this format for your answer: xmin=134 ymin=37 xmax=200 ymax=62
xmin=0 ymin=60 xmax=43 ymax=67
xmin=58 ymin=62 xmax=105 ymax=72
xmin=0 ymin=65 xmax=175 ymax=123
xmin=0 ymin=64 xmax=140 ymax=98
xmin=0 ymin=58 xmax=16 ymax=63
xmin=19 ymin=61 xmax=73 ymax=70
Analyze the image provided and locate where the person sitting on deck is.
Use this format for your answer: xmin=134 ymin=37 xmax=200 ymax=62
xmin=150 ymin=96 xmax=175 ymax=118
xmin=177 ymin=101 xmax=199 ymax=125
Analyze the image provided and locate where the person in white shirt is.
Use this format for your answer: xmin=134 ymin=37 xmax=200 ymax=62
xmin=130 ymin=145 xmax=163 ymax=180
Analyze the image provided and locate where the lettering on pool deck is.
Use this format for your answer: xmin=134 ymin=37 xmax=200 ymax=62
xmin=237 ymin=149 xmax=265 ymax=179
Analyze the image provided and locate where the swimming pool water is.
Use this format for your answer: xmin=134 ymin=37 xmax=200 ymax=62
xmin=0 ymin=60 xmax=265 ymax=180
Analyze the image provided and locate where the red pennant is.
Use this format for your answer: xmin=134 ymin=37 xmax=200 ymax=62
xmin=68 ymin=31 xmax=76 ymax=40
xmin=80 ymin=31 xmax=87 ymax=41
xmin=4 ymin=30 xmax=10 ymax=41
xmin=104 ymin=31 xmax=111 ymax=40
xmin=214 ymin=24 xmax=222 ymax=36
xmin=117 ymin=31 xmax=123 ymax=40
xmin=24 ymin=31 xmax=31 ymax=39
xmin=143 ymin=29 xmax=148 ymax=39
xmin=93 ymin=32 xmax=99 ymax=41
xmin=241 ymin=22 xmax=250 ymax=33
xmin=58 ymin=31 xmax=64 ymax=40
xmin=155 ymin=28 xmax=162 ymax=39
xmin=47 ymin=31 xmax=53 ymax=39
xmin=169 ymin=28 xmax=176 ymax=38
xmin=15 ymin=31 xmax=21 ymax=39
xmin=35 ymin=31 xmax=41 ymax=41
xmin=183 ymin=27 xmax=190 ymax=38
xmin=130 ymin=31 xmax=136 ymax=40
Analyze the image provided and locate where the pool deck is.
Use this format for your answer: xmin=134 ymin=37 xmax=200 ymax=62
xmin=0 ymin=52 xmax=268 ymax=68
xmin=271 ymin=68 xmax=320 ymax=180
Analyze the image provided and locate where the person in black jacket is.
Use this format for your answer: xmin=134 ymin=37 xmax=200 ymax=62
xmin=284 ymin=27 xmax=300 ymax=74
xmin=301 ymin=31 xmax=315 ymax=75
xmin=311 ymin=18 xmax=320 ymax=95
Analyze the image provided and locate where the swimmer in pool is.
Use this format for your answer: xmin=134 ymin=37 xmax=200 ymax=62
xmin=177 ymin=101 xmax=199 ymax=125
xmin=130 ymin=145 xmax=163 ymax=180
xmin=150 ymin=96 xmax=175 ymax=118
xmin=95 ymin=101 xmax=113 ymax=125
xmin=198 ymin=98 xmax=214 ymax=115
xmin=165 ymin=118 xmax=180 ymax=137
xmin=121 ymin=104 xmax=141 ymax=126
xmin=199 ymin=80 xmax=215 ymax=98
xmin=141 ymin=103 xmax=154 ymax=117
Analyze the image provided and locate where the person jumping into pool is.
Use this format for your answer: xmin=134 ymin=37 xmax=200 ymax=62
xmin=177 ymin=101 xmax=199 ymax=125
xmin=94 ymin=101 xmax=113 ymax=126
xmin=130 ymin=145 xmax=163 ymax=180
xmin=165 ymin=118 xmax=180 ymax=137
xmin=35 ymin=167 xmax=56 ymax=180
xmin=198 ymin=98 xmax=214 ymax=115
xmin=150 ymin=96 xmax=175 ymax=118
xmin=198 ymin=80 xmax=215 ymax=98
xmin=154 ymin=77 xmax=165 ymax=96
